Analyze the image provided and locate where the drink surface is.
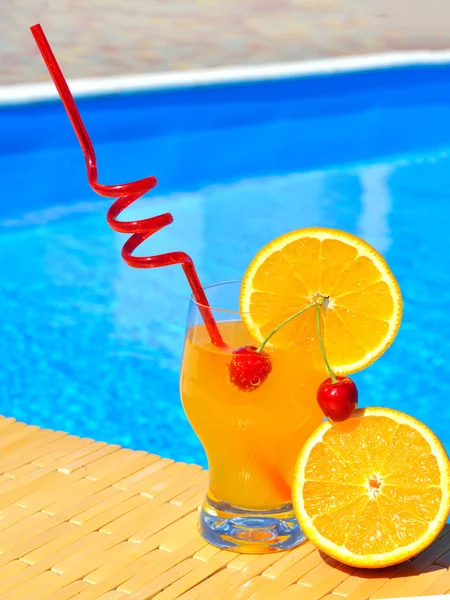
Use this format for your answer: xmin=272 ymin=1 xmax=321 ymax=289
xmin=180 ymin=319 xmax=326 ymax=508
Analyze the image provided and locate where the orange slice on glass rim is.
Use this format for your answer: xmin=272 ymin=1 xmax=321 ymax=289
xmin=292 ymin=407 xmax=450 ymax=568
xmin=240 ymin=227 xmax=402 ymax=374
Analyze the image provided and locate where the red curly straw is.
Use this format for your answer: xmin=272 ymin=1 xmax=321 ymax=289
xmin=30 ymin=23 xmax=226 ymax=349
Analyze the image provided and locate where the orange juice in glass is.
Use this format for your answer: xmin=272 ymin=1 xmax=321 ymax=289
xmin=180 ymin=227 xmax=403 ymax=553
xmin=180 ymin=280 xmax=326 ymax=552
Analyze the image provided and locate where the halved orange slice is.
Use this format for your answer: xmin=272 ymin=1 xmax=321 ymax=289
xmin=292 ymin=407 xmax=450 ymax=568
xmin=240 ymin=228 xmax=402 ymax=374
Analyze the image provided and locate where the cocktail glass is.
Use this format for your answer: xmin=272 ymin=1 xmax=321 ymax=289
xmin=180 ymin=281 xmax=326 ymax=553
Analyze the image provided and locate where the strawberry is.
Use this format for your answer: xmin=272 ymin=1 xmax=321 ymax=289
xmin=229 ymin=346 xmax=272 ymax=392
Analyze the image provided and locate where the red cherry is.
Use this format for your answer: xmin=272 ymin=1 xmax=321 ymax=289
xmin=317 ymin=376 xmax=358 ymax=422
xmin=229 ymin=346 xmax=272 ymax=392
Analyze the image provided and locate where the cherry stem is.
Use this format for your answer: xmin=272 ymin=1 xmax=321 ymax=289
xmin=315 ymin=304 xmax=337 ymax=383
xmin=255 ymin=296 xmax=338 ymax=383
xmin=256 ymin=302 xmax=316 ymax=353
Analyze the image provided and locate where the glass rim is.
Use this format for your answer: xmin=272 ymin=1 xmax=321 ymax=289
xmin=189 ymin=279 xmax=261 ymax=315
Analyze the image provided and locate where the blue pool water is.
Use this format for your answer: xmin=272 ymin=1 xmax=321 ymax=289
xmin=1 ymin=65 xmax=450 ymax=467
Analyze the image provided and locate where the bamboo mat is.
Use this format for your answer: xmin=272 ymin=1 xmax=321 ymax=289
xmin=0 ymin=416 xmax=448 ymax=600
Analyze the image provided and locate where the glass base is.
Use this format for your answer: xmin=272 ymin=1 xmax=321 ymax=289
xmin=199 ymin=492 xmax=306 ymax=553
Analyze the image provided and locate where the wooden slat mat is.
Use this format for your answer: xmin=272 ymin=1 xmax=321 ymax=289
xmin=0 ymin=416 xmax=448 ymax=600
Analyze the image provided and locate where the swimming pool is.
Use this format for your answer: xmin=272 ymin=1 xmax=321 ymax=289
xmin=1 ymin=63 xmax=450 ymax=467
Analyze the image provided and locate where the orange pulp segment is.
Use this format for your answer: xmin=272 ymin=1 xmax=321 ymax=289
xmin=240 ymin=228 xmax=402 ymax=374
xmin=292 ymin=407 xmax=450 ymax=568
